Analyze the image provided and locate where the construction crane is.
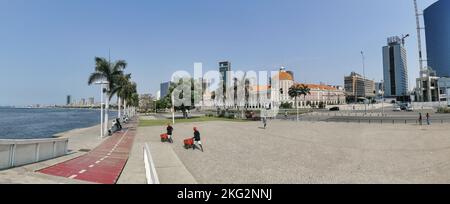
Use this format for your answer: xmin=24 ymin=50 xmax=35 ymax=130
xmin=413 ymin=0 xmax=425 ymax=74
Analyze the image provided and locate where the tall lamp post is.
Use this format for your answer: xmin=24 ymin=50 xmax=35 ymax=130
xmin=95 ymin=81 xmax=109 ymax=139
xmin=361 ymin=51 xmax=367 ymax=115
xmin=381 ymin=80 xmax=385 ymax=117
xmin=171 ymin=92 xmax=175 ymax=125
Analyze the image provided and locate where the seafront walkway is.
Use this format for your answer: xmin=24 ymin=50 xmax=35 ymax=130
xmin=37 ymin=121 xmax=137 ymax=184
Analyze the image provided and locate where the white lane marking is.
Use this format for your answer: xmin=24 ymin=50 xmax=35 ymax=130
xmin=69 ymin=175 xmax=78 ymax=179
xmin=89 ymin=165 xmax=95 ymax=168
xmin=79 ymin=170 xmax=87 ymax=174
xmin=95 ymin=161 xmax=101 ymax=164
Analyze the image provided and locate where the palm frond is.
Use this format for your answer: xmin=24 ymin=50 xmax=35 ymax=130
xmin=88 ymin=72 xmax=105 ymax=85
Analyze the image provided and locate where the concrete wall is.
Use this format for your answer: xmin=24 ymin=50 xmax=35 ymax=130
xmin=0 ymin=138 xmax=68 ymax=170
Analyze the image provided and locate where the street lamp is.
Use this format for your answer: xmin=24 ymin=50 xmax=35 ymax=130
xmin=95 ymin=80 xmax=109 ymax=139
xmin=381 ymin=80 xmax=385 ymax=117
xmin=361 ymin=51 xmax=367 ymax=115
xmin=296 ymin=90 xmax=302 ymax=122
xmin=171 ymin=92 xmax=175 ymax=125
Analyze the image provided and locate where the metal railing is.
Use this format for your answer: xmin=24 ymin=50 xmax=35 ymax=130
xmin=0 ymin=138 xmax=69 ymax=170
xmin=143 ymin=143 xmax=160 ymax=184
xmin=294 ymin=117 xmax=448 ymax=125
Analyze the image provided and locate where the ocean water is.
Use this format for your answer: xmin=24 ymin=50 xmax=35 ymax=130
xmin=0 ymin=108 xmax=117 ymax=139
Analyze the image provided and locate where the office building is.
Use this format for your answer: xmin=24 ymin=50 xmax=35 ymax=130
xmin=66 ymin=95 xmax=71 ymax=105
xmin=415 ymin=68 xmax=440 ymax=102
xmin=424 ymin=0 xmax=450 ymax=77
xmin=219 ymin=61 xmax=231 ymax=85
xmin=438 ymin=78 xmax=450 ymax=106
xmin=344 ymin=72 xmax=375 ymax=102
xmin=160 ymin=82 xmax=172 ymax=99
xmin=382 ymin=36 xmax=409 ymax=100
xmin=88 ymin=97 xmax=95 ymax=105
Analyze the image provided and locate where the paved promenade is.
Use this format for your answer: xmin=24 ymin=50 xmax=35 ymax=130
xmin=38 ymin=122 xmax=137 ymax=184
xmin=117 ymin=124 xmax=196 ymax=184
xmin=3 ymin=117 xmax=450 ymax=184
xmin=0 ymin=124 xmax=105 ymax=184
xmin=155 ymin=120 xmax=450 ymax=184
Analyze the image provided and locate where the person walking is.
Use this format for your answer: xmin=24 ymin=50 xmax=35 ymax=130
xmin=166 ymin=123 xmax=174 ymax=143
xmin=193 ymin=127 xmax=203 ymax=152
xmin=426 ymin=113 xmax=431 ymax=125
xmin=419 ymin=113 xmax=423 ymax=126
xmin=284 ymin=111 xmax=288 ymax=120
xmin=262 ymin=117 xmax=267 ymax=129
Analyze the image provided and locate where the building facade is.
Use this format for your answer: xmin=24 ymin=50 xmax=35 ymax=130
xmin=344 ymin=72 xmax=375 ymax=102
xmin=383 ymin=36 xmax=409 ymax=100
xmin=416 ymin=68 xmax=440 ymax=102
xmin=88 ymin=97 xmax=95 ymax=106
xmin=438 ymin=78 xmax=450 ymax=106
xmin=424 ymin=0 xmax=450 ymax=77
xmin=66 ymin=95 xmax=71 ymax=106
xmin=202 ymin=68 xmax=346 ymax=110
xmin=160 ymin=82 xmax=172 ymax=99
xmin=219 ymin=61 xmax=231 ymax=85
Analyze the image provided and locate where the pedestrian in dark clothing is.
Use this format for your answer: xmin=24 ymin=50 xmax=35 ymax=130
xmin=193 ymin=127 xmax=203 ymax=152
xmin=419 ymin=113 xmax=423 ymax=126
xmin=426 ymin=113 xmax=431 ymax=125
xmin=167 ymin=123 xmax=174 ymax=143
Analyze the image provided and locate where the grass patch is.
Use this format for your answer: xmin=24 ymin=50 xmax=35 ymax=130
xmin=437 ymin=107 xmax=450 ymax=114
xmin=139 ymin=116 xmax=249 ymax=127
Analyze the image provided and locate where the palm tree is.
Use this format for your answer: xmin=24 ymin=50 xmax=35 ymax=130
xmin=288 ymin=84 xmax=301 ymax=109
xmin=298 ymin=84 xmax=311 ymax=106
xmin=110 ymin=73 xmax=132 ymax=119
xmin=88 ymin=57 xmax=127 ymax=135
xmin=288 ymin=84 xmax=311 ymax=108
xmin=122 ymin=82 xmax=137 ymax=117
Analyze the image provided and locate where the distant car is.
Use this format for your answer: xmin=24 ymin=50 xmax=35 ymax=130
xmin=329 ymin=107 xmax=340 ymax=111
xmin=406 ymin=106 xmax=414 ymax=112
xmin=393 ymin=106 xmax=401 ymax=112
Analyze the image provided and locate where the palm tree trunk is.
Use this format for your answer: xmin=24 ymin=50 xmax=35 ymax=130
xmin=124 ymin=100 xmax=127 ymax=117
xmin=105 ymin=96 xmax=110 ymax=135
xmin=118 ymin=97 xmax=122 ymax=119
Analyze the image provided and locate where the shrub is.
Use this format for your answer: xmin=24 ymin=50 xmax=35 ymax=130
xmin=438 ymin=107 xmax=450 ymax=113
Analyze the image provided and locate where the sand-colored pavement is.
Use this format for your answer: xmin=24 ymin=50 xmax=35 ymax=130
xmin=145 ymin=120 xmax=450 ymax=184
xmin=118 ymin=125 xmax=196 ymax=184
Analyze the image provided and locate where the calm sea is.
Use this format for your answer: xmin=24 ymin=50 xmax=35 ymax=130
xmin=0 ymin=108 xmax=117 ymax=139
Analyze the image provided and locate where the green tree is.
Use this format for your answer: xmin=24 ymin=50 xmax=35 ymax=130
xmin=88 ymin=57 xmax=127 ymax=132
xmin=165 ymin=78 xmax=202 ymax=118
xmin=289 ymin=84 xmax=311 ymax=108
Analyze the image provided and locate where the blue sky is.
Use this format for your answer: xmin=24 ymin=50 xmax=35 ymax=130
xmin=0 ymin=0 xmax=437 ymax=106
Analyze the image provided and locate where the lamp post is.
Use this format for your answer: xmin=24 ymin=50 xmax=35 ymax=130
xmin=296 ymin=90 xmax=302 ymax=122
xmin=361 ymin=51 xmax=367 ymax=115
xmin=171 ymin=92 xmax=175 ymax=125
xmin=95 ymin=81 xmax=109 ymax=139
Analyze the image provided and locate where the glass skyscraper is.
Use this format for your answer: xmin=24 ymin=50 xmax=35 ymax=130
xmin=424 ymin=0 xmax=450 ymax=77
xmin=383 ymin=36 xmax=409 ymax=99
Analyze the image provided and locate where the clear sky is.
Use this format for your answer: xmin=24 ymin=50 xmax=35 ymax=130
xmin=0 ymin=0 xmax=438 ymax=106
